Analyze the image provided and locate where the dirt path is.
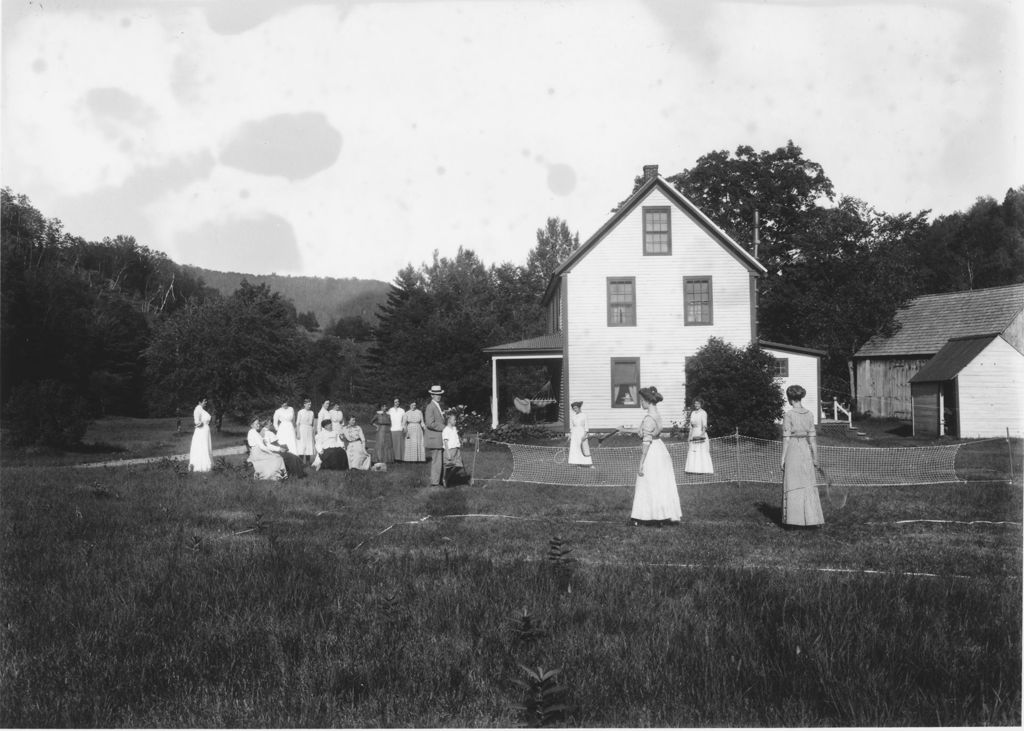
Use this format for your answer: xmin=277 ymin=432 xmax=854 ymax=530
xmin=73 ymin=445 xmax=248 ymax=469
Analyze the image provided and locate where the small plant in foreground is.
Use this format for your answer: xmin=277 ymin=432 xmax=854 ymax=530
xmin=546 ymin=536 xmax=576 ymax=592
xmin=511 ymin=665 xmax=576 ymax=727
xmin=510 ymin=609 xmax=547 ymax=646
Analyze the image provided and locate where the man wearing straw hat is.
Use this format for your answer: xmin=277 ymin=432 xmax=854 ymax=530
xmin=424 ymin=385 xmax=446 ymax=487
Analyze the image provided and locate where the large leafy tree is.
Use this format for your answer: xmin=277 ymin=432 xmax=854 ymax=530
xmin=145 ymin=280 xmax=307 ymax=427
xmin=910 ymin=187 xmax=1024 ymax=292
xmin=666 ymin=141 xmax=835 ymax=273
xmin=762 ymin=198 xmax=930 ymax=391
xmin=368 ymin=227 xmax=579 ymax=411
xmin=685 ymin=337 xmax=783 ymax=439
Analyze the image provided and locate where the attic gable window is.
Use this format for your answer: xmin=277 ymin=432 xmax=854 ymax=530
xmin=643 ymin=207 xmax=671 ymax=255
xmin=684 ymin=276 xmax=713 ymax=325
xmin=607 ymin=277 xmax=636 ymax=326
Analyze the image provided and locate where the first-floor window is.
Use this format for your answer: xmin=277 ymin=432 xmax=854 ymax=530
xmin=772 ymin=358 xmax=789 ymax=378
xmin=611 ymin=358 xmax=640 ymax=408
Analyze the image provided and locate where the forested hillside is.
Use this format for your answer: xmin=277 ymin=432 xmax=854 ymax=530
xmin=183 ymin=266 xmax=390 ymax=329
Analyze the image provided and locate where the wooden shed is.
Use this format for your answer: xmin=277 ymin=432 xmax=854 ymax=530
xmin=909 ymin=334 xmax=1024 ymax=438
xmin=853 ymin=284 xmax=1024 ymax=419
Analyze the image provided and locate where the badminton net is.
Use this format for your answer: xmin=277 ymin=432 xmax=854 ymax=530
xmin=490 ymin=435 xmax=964 ymax=487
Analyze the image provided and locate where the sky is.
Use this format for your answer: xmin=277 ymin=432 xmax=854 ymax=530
xmin=2 ymin=0 xmax=1022 ymax=283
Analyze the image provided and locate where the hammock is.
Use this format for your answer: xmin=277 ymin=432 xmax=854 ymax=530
xmin=514 ymin=381 xmax=557 ymax=414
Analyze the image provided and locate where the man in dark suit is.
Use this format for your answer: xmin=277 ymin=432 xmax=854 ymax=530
xmin=424 ymin=385 xmax=446 ymax=486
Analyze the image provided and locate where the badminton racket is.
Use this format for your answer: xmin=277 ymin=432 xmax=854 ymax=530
xmin=816 ymin=464 xmax=848 ymax=509
xmin=586 ymin=428 xmax=621 ymax=455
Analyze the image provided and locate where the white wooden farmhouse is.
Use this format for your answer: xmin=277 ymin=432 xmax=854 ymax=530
xmin=484 ymin=165 xmax=823 ymax=431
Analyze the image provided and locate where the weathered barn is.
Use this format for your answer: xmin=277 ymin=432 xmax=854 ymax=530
xmin=852 ymin=284 xmax=1024 ymax=420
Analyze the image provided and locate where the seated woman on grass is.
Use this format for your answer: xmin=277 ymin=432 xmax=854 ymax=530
xmin=341 ymin=416 xmax=372 ymax=470
xmin=246 ymin=417 xmax=286 ymax=481
xmin=260 ymin=418 xmax=306 ymax=478
xmin=313 ymin=419 xmax=349 ymax=471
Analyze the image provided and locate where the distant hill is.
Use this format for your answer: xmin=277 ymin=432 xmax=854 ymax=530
xmin=184 ymin=266 xmax=392 ymax=328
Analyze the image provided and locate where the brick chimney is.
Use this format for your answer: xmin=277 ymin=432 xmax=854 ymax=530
xmin=642 ymin=164 xmax=659 ymax=181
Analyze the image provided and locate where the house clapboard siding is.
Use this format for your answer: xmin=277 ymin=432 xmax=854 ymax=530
xmin=761 ymin=345 xmax=821 ymax=420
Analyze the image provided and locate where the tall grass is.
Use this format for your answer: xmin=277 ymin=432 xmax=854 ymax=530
xmin=1 ymin=452 xmax=1020 ymax=727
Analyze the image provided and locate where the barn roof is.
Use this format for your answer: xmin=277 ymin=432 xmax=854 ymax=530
xmin=482 ymin=332 xmax=564 ymax=355
xmin=908 ymin=334 xmax=999 ymax=383
xmin=855 ymin=283 xmax=1024 ymax=358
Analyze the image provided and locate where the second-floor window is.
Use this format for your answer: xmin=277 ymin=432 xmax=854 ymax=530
xmin=607 ymin=277 xmax=636 ymax=326
xmin=643 ymin=207 xmax=671 ymax=255
xmin=773 ymin=358 xmax=789 ymax=378
xmin=684 ymin=277 xmax=713 ymax=325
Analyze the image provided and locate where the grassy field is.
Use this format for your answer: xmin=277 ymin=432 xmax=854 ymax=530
xmin=0 ymin=418 xmax=1020 ymax=727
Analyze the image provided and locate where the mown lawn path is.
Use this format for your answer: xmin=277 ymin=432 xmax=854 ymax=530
xmin=72 ymin=445 xmax=247 ymax=468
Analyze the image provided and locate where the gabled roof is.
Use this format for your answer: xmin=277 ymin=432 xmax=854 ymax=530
xmin=909 ymin=334 xmax=1000 ymax=383
xmin=482 ymin=332 xmax=564 ymax=355
xmin=541 ymin=174 xmax=767 ymax=306
xmin=855 ymin=283 xmax=1024 ymax=358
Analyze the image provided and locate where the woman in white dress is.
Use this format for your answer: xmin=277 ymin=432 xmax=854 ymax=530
xmin=188 ymin=397 xmax=213 ymax=473
xmin=341 ymin=417 xmax=372 ymax=470
xmin=316 ymin=400 xmax=331 ymax=434
xmin=329 ymin=401 xmax=345 ymax=432
xmin=629 ymin=386 xmax=682 ymax=526
xmin=295 ymin=398 xmax=316 ymax=465
xmin=684 ymin=398 xmax=714 ymax=474
xmin=567 ymin=401 xmax=594 ymax=468
xmin=273 ymin=400 xmax=298 ymax=454
xmin=246 ymin=417 xmax=286 ymax=480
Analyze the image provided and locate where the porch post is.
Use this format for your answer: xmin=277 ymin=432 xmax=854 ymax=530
xmin=491 ymin=357 xmax=499 ymax=429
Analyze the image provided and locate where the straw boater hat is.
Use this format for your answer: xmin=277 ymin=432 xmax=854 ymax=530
xmin=570 ymin=401 xmax=583 ymax=408
xmin=428 ymin=385 xmax=444 ymax=396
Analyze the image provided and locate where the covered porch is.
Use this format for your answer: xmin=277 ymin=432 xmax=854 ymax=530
xmin=482 ymin=333 xmax=565 ymax=430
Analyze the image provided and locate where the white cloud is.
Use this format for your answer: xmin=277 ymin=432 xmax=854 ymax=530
xmin=2 ymin=0 xmax=1020 ymax=282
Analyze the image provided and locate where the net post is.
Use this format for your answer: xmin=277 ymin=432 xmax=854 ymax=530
xmin=470 ymin=433 xmax=480 ymax=487
xmin=1008 ymin=428 xmax=1016 ymax=483
xmin=733 ymin=427 xmax=740 ymax=487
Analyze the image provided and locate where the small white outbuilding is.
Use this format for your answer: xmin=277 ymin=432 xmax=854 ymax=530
xmin=908 ymin=334 xmax=1024 ymax=438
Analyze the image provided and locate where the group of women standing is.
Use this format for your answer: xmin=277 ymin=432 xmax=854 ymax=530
xmin=368 ymin=400 xmax=430 ymax=463
xmin=566 ymin=397 xmax=713 ymax=474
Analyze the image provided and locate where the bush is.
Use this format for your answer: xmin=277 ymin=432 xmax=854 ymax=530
xmin=483 ymin=421 xmax=559 ymax=443
xmin=685 ymin=337 xmax=783 ymax=439
xmin=443 ymin=404 xmax=488 ymax=435
xmin=3 ymin=380 xmax=91 ymax=448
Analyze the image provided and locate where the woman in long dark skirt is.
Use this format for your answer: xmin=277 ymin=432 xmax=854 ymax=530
xmin=370 ymin=402 xmax=395 ymax=463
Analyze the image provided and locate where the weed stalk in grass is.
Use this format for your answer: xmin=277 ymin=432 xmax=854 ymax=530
xmin=546 ymin=536 xmax=576 ymax=593
xmin=511 ymin=665 xmax=576 ymax=727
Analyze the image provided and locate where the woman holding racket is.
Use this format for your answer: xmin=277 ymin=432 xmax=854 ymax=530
xmin=781 ymin=384 xmax=824 ymax=529
xmin=684 ymin=397 xmax=714 ymax=473
xmin=567 ymin=401 xmax=595 ymax=468
xmin=628 ymin=386 xmax=682 ymax=526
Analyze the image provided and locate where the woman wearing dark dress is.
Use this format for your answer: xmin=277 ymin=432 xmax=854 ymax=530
xmin=370 ymin=403 xmax=395 ymax=463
